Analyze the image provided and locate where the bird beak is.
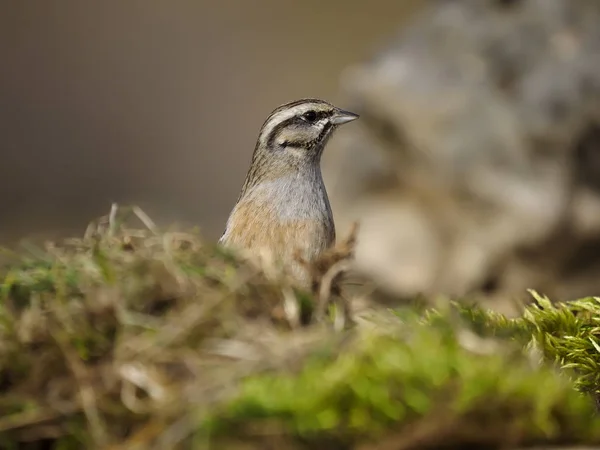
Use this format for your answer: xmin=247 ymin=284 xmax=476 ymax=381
xmin=330 ymin=109 xmax=359 ymax=125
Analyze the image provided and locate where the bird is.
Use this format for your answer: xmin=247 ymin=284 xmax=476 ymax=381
xmin=219 ymin=98 xmax=359 ymax=287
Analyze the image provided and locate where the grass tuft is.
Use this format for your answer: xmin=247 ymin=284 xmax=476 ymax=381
xmin=0 ymin=206 xmax=598 ymax=449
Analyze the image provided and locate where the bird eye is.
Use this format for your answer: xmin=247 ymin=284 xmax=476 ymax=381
xmin=302 ymin=110 xmax=318 ymax=123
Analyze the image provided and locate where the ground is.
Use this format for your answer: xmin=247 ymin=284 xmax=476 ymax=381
xmin=0 ymin=207 xmax=599 ymax=449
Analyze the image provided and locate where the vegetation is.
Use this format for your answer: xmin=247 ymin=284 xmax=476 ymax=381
xmin=0 ymin=207 xmax=599 ymax=449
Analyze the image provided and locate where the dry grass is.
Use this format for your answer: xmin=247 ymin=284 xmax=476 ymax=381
xmin=0 ymin=206 xmax=598 ymax=449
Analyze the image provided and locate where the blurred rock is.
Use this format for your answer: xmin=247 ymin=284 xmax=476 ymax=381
xmin=325 ymin=0 xmax=600 ymax=302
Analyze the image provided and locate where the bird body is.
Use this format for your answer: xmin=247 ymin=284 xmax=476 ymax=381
xmin=220 ymin=166 xmax=335 ymax=274
xmin=219 ymin=99 xmax=359 ymax=285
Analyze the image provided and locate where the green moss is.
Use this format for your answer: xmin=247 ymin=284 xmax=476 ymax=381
xmin=210 ymin=308 xmax=600 ymax=448
xmin=422 ymin=292 xmax=600 ymax=396
xmin=0 ymin=209 xmax=597 ymax=448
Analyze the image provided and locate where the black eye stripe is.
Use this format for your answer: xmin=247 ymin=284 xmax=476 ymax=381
xmin=264 ymin=110 xmax=332 ymax=148
xmin=312 ymin=111 xmax=328 ymax=121
xmin=266 ymin=117 xmax=296 ymax=148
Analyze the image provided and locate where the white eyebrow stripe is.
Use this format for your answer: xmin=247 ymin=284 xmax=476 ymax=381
xmin=258 ymin=103 xmax=324 ymax=145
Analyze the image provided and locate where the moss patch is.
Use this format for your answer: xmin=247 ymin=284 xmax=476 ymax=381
xmin=0 ymin=208 xmax=598 ymax=449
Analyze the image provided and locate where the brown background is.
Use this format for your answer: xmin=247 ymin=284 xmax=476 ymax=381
xmin=0 ymin=1 xmax=422 ymax=243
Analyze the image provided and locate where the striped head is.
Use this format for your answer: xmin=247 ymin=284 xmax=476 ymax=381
xmin=258 ymin=98 xmax=359 ymax=158
xmin=239 ymin=99 xmax=359 ymax=195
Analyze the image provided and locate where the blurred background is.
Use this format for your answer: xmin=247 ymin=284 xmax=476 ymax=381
xmin=3 ymin=0 xmax=600 ymax=305
xmin=0 ymin=0 xmax=422 ymax=242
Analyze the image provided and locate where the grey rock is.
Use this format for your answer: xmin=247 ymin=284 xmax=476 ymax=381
xmin=325 ymin=0 xmax=600 ymax=301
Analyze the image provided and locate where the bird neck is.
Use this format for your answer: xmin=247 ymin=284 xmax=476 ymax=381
xmin=236 ymin=142 xmax=325 ymax=203
xmin=240 ymin=162 xmax=323 ymax=200
xmin=236 ymin=167 xmax=330 ymax=223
